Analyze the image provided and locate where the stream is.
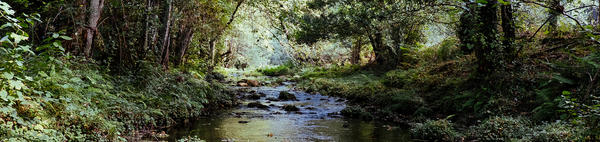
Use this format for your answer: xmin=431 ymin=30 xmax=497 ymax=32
xmin=162 ymin=82 xmax=411 ymax=141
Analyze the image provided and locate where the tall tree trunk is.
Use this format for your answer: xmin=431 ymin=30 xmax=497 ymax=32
xmin=84 ymin=0 xmax=104 ymax=57
xmin=176 ymin=27 xmax=193 ymax=66
xmin=548 ymin=0 xmax=560 ymax=37
xmin=475 ymin=0 xmax=499 ymax=73
xmin=351 ymin=37 xmax=363 ymax=65
xmin=142 ymin=0 xmax=152 ymax=55
xmin=209 ymin=39 xmax=216 ymax=67
xmin=160 ymin=0 xmax=172 ymax=69
xmin=501 ymin=0 xmax=516 ymax=58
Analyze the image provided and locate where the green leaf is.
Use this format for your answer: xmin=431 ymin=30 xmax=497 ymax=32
xmin=0 ymin=2 xmax=15 ymax=15
xmin=8 ymin=80 xmax=25 ymax=90
xmin=52 ymin=33 xmax=59 ymax=38
xmin=10 ymin=32 xmax=28 ymax=44
xmin=553 ymin=75 xmax=574 ymax=85
xmin=59 ymin=36 xmax=73 ymax=40
xmin=0 ymin=90 xmax=7 ymax=101
xmin=562 ymin=91 xmax=571 ymax=95
xmin=2 ymin=72 xmax=14 ymax=80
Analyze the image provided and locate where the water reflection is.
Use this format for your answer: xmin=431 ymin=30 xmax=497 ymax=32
xmin=166 ymin=117 xmax=410 ymax=142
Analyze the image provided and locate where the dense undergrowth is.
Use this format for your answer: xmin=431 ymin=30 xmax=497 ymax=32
xmin=295 ymin=36 xmax=600 ymax=141
xmin=1 ymin=58 xmax=233 ymax=141
xmin=0 ymin=5 xmax=232 ymax=141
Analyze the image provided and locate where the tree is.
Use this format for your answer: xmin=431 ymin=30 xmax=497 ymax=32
xmin=84 ymin=0 xmax=104 ymax=57
xmin=295 ymin=0 xmax=427 ymax=67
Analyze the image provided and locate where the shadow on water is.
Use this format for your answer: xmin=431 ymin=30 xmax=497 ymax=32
xmin=162 ymin=82 xmax=412 ymax=142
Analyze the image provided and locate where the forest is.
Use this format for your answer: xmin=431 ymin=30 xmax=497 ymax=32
xmin=1 ymin=0 xmax=600 ymax=141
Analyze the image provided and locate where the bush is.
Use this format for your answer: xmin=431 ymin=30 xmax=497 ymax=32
xmin=410 ymin=119 xmax=462 ymax=141
xmin=341 ymin=106 xmax=374 ymax=120
xmin=467 ymin=116 xmax=532 ymax=141
xmin=530 ymin=122 xmax=582 ymax=142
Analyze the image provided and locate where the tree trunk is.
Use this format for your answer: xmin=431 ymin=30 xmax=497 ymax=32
xmin=351 ymin=37 xmax=362 ymax=65
xmin=368 ymin=32 xmax=386 ymax=65
xmin=501 ymin=0 xmax=516 ymax=58
xmin=175 ymin=27 xmax=193 ymax=66
xmin=160 ymin=0 xmax=172 ymax=63
xmin=548 ymin=0 xmax=560 ymax=37
xmin=84 ymin=0 xmax=104 ymax=57
xmin=208 ymin=0 xmax=244 ymax=70
xmin=142 ymin=0 xmax=152 ymax=53
xmin=209 ymin=39 xmax=216 ymax=67
xmin=475 ymin=0 xmax=499 ymax=73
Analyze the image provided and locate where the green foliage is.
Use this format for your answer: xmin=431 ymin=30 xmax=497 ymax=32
xmin=410 ymin=118 xmax=462 ymax=141
xmin=418 ymin=37 xmax=461 ymax=63
xmin=257 ymin=63 xmax=292 ymax=76
xmin=467 ymin=116 xmax=532 ymax=141
xmin=386 ymin=90 xmax=424 ymax=115
xmin=382 ymin=69 xmax=417 ymax=88
xmin=530 ymin=122 xmax=583 ymax=142
xmin=340 ymin=106 xmax=374 ymax=120
xmin=300 ymin=65 xmax=361 ymax=78
xmin=0 ymin=3 xmax=231 ymax=141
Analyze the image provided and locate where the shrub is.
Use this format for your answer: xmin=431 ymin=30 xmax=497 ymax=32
xmin=467 ymin=116 xmax=532 ymax=141
xmin=341 ymin=106 xmax=374 ymax=120
xmin=530 ymin=122 xmax=583 ymax=142
xmin=410 ymin=119 xmax=462 ymax=141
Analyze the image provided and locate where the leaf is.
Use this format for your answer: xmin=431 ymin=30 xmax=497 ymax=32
xmin=52 ymin=33 xmax=59 ymax=38
xmin=0 ymin=23 xmax=11 ymax=29
xmin=10 ymin=33 xmax=28 ymax=44
xmin=2 ymin=72 xmax=14 ymax=80
xmin=553 ymin=75 xmax=574 ymax=85
xmin=0 ymin=2 xmax=15 ymax=15
xmin=0 ymin=90 xmax=7 ymax=101
xmin=59 ymin=36 xmax=73 ymax=40
xmin=8 ymin=80 xmax=25 ymax=90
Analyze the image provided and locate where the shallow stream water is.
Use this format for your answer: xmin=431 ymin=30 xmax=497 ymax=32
xmin=162 ymin=82 xmax=411 ymax=141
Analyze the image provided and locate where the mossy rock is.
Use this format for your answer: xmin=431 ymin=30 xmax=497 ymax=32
xmin=278 ymin=91 xmax=297 ymax=101
xmin=246 ymin=94 xmax=262 ymax=100
xmin=248 ymin=102 xmax=269 ymax=109
xmin=282 ymin=105 xmax=299 ymax=111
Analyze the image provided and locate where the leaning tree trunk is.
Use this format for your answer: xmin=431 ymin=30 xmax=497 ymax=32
xmin=501 ymin=0 xmax=516 ymax=59
xmin=84 ymin=0 xmax=104 ymax=57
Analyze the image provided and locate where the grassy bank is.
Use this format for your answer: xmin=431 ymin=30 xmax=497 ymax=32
xmin=293 ymin=38 xmax=600 ymax=141
xmin=0 ymin=58 xmax=234 ymax=141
